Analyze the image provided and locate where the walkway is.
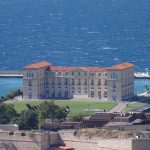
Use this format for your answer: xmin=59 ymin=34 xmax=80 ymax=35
xmin=109 ymin=102 xmax=129 ymax=113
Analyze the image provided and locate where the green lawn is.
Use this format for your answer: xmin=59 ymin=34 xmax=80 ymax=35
xmin=123 ymin=102 xmax=145 ymax=112
xmin=13 ymin=100 xmax=116 ymax=115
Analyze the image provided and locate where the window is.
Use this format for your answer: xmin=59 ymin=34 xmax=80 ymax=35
xmin=58 ymin=79 xmax=61 ymax=85
xmin=98 ymin=91 xmax=101 ymax=99
xmin=29 ymin=92 xmax=32 ymax=99
xmin=84 ymin=79 xmax=87 ymax=85
xmin=84 ymin=91 xmax=87 ymax=94
xmin=112 ymin=96 xmax=116 ymax=100
xmin=104 ymin=80 xmax=107 ymax=86
xmin=91 ymin=91 xmax=94 ymax=97
xmin=113 ymin=81 xmax=116 ymax=88
xmin=84 ymin=72 xmax=87 ymax=76
xmin=29 ymin=80 xmax=32 ymax=86
xmin=104 ymin=91 xmax=107 ymax=98
xmin=78 ymin=90 xmax=81 ymax=94
xmin=98 ymin=79 xmax=101 ymax=85
xmin=111 ymin=72 xmax=118 ymax=79
xmin=65 ymin=78 xmax=68 ymax=85
xmin=65 ymin=90 xmax=68 ymax=97
xmin=84 ymin=87 xmax=87 ymax=94
xmin=84 ymin=87 xmax=87 ymax=90
xmin=78 ymin=87 xmax=81 ymax=94
xmin=72 ymin=72 xmax=74 ymax=75
xmin=72 ymin=91 xmax=75 ymax=94
xmin=91 ymin=72 xmax=95 ymax=76
xmin=65 ymin=72 xmax=69 ymax=76
xmin=52 ymin=91 xmax=55 ymax=98
xmin=78 ymin=79 xmax=81 ymax=85
xmin=58 ymin=90 xmax=61 ymax=97
xmin=78 ymin=87 xmax=81 ymax=90
xmin=78 ymin=72 xmax=80 ymax=75
xmin=91 ymin=79 xmax=94 ymax=85
xmin=72 ymin=79 xmax=75 ymax=85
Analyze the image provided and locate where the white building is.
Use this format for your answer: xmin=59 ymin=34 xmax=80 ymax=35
xmin=23 ymin=61 xmax=134 ymax=101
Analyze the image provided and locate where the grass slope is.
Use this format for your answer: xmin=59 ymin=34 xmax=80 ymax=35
xmin=13 ymin=100 xmax=116 ymax=115
xmin=123 ymin=102 xmax=145 ymax=112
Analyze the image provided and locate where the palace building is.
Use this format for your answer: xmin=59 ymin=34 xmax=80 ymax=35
xmin=23 ymin=61 xmax=134 ymax=101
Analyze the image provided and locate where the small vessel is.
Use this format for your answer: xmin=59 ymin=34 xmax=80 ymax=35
xmin=134 ymin=70 xmax=150 ymax=79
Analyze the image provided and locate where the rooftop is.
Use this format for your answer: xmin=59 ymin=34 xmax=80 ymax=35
xmin=23 ymin=61 xmax=52 ymax=69
xmin=109 ymin=62 xmax=134 ymax=70
xmin=23 ymin=61 xmax=134 ymax=71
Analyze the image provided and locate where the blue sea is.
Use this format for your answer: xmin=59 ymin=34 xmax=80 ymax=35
xmin=0 ymin=0 xmax=150 ymax=96
xmin=0 ymin=0 xmax=150 ymax=70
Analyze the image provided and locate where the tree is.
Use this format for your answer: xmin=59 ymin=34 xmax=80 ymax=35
xmin=69 ymin=113 xmax=88 ymax=122
xmin=15 ymin=109 xmax=38 ymax=130
xmin=38 ymin=101 xmax=67 ymax=126
xmin=0 ymin=104 xmax=18 ymax=124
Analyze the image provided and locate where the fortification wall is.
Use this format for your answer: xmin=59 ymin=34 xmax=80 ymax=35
xmin=132 ymin=138 xmax=150 ymax=150
xmin=59 ymin=131 xmax=150 ymax=150
xmin=97 ymin=139 xmax=132 ymax=150
xmin=0 ymin=131 xmax=59 ymax=150
xmin=0 ymin=130 xmax=149 ymax=150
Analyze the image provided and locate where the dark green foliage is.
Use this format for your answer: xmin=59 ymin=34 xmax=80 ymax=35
xmin=0 ymin=104 xmax=18 ymax=124
xmin=0 ymin=101 xmax=67 ymax=130
xmin=38 ymin=101 xmax=67 ymax=126
xmin=16 ymin=110 xmax=38 ymax=130
xmin=69 ymin=113 xmax=88 ymax=122
xmin=0 ymin=89 xmax=23 ymax=102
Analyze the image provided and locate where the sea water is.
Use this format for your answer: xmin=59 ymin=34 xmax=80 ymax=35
xmin=0 ymin=0 xmax=150 ymax=71
xmin=0 ymin=78 xmax=22 ymax=96
xmin=0 ymin=78 xmax=149 ymax=97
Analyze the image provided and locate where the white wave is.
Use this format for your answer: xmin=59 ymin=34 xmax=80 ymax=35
xmin=113 ymin=57 xmax=119 ymax=61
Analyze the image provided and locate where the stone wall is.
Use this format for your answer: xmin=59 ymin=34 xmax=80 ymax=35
xmin=59 ymin=130 xmax=150 ymax=150
xmin=132 ymin=139 xmax=150 ymax=150
xmin=0 ymin=131 xmax=60 ymax=150
xmin=0 ymin=130 xmax=149 ymax=150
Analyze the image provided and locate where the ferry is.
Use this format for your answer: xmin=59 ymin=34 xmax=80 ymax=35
xmin=134 ymin=71 xmax=150 ymax=79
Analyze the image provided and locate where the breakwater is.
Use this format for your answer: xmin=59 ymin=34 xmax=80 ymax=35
xmin=0 ymin=71 xmax=23 ymax=78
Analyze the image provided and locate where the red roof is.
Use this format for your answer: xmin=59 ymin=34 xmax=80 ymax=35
xmin=51 ymin=66 xmax=108 ymax=72
xmin=83 ymin=67 xmax=108 ymax=72
xmin=51 ymin=66 xmax=75 ymax=72
xmin=23 ymin=61 xmax=52 ymax=69
xmin=108 ymin=62 xmax=134 ymax=70
xmin=23 ymin=61 xmax=134 ymax=71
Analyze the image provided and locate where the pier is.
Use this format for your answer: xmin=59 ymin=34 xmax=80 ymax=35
xmin=0 ymin=71 xmax=23 ymax=78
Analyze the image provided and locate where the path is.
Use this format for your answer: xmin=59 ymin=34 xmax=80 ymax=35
xmin=109 ymin=102 xmax=129 ymax=113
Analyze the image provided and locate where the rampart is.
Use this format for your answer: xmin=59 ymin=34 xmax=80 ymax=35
xmin=0 ymin=130 xmax=60 ymax=150
xmin=0 ymin=130 xmax=149 ymax=150
xmin=59 ymin=130 xmax=150 ymax=150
